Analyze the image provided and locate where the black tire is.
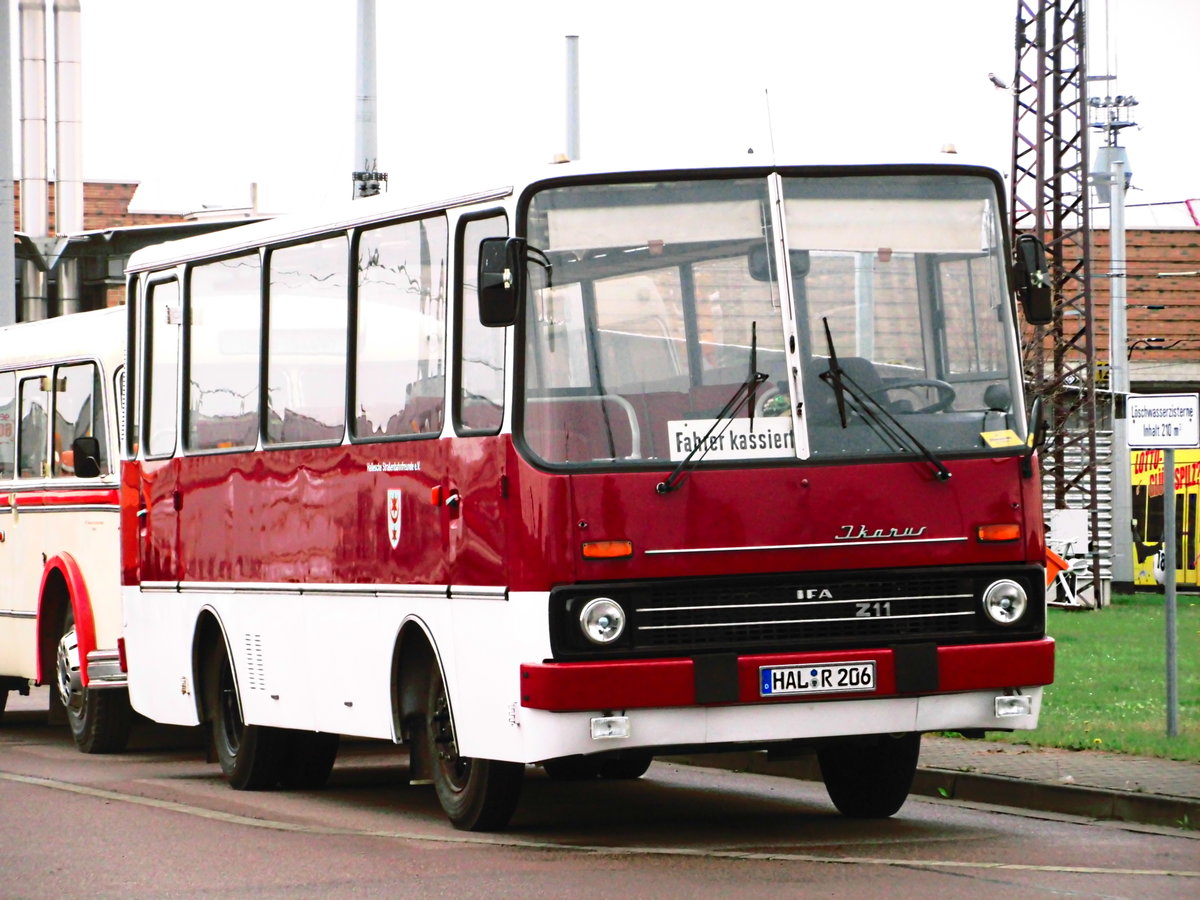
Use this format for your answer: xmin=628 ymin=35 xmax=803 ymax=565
xmin=204 ymin=639 xmax=284 ymax=791
xmin=426 ymin=662 xmax=523 ymax=831
xmin=0 ymin=688 xmax=8 ymax=723
xmin=817 ymin=732 xmax=921 ymax=818
xmin=600 ymin=752 xmax=653 ymax=780
xmin=55 ymin=607 xmax=133 ymax=754
xmin=278 ymin=731 xmax=340 ymax=789
xmin=542 ymin=756 xmax=602 ymax=780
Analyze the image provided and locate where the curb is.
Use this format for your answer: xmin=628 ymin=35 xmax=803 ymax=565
xmin=663 ymin=750 xmax=1200 ymax=830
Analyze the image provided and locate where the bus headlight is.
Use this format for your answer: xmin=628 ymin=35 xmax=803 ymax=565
xmin=579 ymin=597 xmax=626 ymax=645
xmin=981 ymin=579 xmax=1028 ymax=625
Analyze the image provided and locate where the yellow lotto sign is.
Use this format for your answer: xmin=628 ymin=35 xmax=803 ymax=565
xmin=1131 ymin=448 xmax=1200 ymax=587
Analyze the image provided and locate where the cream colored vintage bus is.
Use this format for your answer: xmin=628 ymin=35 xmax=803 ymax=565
xmin=0 ymin=306 xmax=131 ymax=751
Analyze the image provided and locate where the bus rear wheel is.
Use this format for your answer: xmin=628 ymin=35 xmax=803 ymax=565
xmin=54 ymin=607 xmax=132 ymax=754
xmin=425 ymin=662 xmax=523 ymax=831
xmin=817 ymin=732 xmax=921 ymax=818
xmin=278 ymin=731 xmax=340 ymax=789
xmin=205 ymin=639 xmax=285 ymax=790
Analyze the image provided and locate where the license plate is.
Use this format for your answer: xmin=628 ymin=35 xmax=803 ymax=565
xmin=759 ymin=661 xmax=876 ymax=697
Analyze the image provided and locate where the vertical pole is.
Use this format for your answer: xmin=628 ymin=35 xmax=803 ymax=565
xmin=1110 ymin=153 xmax=1132 ymax=585
xmin=1163 ymin=447 xmax=1178 ymax=737
xmin=0 ymin=0 xmax=16 ymax=325
xmin=19 ymin=0 xmax=50 ymax=321
xmin=565 ymin=35 xmax=580 ymax=161
xmin=353 ymin=0 xmax=381 ymax=198
xmin=55 ymin=0 xmax=85 ymax=316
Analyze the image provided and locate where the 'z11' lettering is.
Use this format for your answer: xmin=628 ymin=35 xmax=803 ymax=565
xmin=855 ymin=601 xmax=892 ymax=618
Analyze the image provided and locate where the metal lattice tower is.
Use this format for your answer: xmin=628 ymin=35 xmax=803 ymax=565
xmin=1010 ymin=0 xmax=1107 ymax=599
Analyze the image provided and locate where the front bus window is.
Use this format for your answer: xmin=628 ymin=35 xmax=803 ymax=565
xmin=518 ymin=172 xmax=1023 ymax=471
xmin=783 ymin=174 xmax=1024 ymax=459
xmin=522 ymin=178 xmax=783 ymax=466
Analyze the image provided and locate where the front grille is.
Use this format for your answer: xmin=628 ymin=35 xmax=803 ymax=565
xmin=635 ymin=576 xmax=973 ymax=648
xmin=550 ymin=566 xmax=1043 ymax=659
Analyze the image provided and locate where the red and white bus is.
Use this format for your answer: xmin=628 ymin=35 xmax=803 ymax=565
xmin=0 ymin=306 xmax=133 ymax=751
xmin=121 ymin=160 xmax=1055 ymax=829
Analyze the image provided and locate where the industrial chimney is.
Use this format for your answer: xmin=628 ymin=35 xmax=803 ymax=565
xmin=55 ymin=0 xmax=84 ymax=315
xmin=19 ymin=0 xmax=49 ymax=320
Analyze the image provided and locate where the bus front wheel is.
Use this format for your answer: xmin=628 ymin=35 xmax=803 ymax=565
xmin=817 ymin=732 xmax=920 ymax=818
xmin=54 ymin=607 xmax=132 ymax=754
xmin=425 ymin=662 xmax=523 ymax=831
xmin=204 ymin=639 xmax=284 ymax=790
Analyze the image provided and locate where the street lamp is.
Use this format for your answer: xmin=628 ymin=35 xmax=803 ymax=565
xmin=1090 ymin=92 xmax=1138 ymax=588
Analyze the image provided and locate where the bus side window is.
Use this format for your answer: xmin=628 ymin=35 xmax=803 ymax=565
xmin=355 ymin=215 xmax=449 ymax=439
xmin=0 ymin=370 xmax=14 ymax=479
xmin=18 ymin=376 xmax=49 ymax=478
xmin=53 ymin=362 xmax=108 ymax=477
xmin=267 ymin=236 xmax=348 ymax=445
xmin=455 ymin=213 xmax=508 ymax=434
xmin=187 ymin=254 xmax=262 ymax=452
xmin=146 ymin=280 xmax=181 ymax=458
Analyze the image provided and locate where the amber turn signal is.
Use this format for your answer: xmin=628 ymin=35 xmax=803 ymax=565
xmin=977 ymin=523 xmax=1021 ymax=542
xmin=581 ymin=540 xmax=634 ymax=559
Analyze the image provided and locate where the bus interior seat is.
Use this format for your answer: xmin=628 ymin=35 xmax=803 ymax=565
xmin=525 ymin=395 xmax=640 ymax=462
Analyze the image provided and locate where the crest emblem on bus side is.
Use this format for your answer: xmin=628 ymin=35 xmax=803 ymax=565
xmin=387 ymin=489 xmax=402 ymax=549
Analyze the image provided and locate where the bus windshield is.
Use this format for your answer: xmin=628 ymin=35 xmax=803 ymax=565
xmin=520 ymin=172 xmax=1025 ymax=469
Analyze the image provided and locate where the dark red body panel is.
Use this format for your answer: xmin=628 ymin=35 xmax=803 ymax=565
xmin=506 ymin=451 xmax=1044 ymax=591
xmin=123 ymin=440 xmax=1044 ymax=590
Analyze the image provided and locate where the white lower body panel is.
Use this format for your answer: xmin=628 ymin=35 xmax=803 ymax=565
xmin=508 ymin=687 xmax=1043 ymax=763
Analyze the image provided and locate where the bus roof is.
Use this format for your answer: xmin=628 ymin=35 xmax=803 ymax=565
xmin=0 ymin=307 xmax=125 ymax=370
xmin=124 ymin=155 xmax=1003 ymax=275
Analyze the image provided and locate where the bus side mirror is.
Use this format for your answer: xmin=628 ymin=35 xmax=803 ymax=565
xmin=1029 ymin=394 xmax=1047 ymax=450
xmin=1021 ymin=394 xmax=1046 ymax=479
xmin=1014 ymin=234 xmax=1053 ymax=325
xmin=70 ymin=435 xmax=102 ymax=478
xmin=478 ymin=237 xmax=523 ymax=328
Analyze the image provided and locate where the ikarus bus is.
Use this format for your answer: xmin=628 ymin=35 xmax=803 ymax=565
xmin=121 ymin=160 xmax=1055 ymax=830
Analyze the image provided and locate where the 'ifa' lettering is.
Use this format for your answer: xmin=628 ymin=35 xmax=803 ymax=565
xmin=796 ymin=588 xmax=833 ymax=600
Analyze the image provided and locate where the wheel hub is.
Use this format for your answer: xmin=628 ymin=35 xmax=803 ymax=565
xmin=56 ymin=627 xmax=84 ymax=715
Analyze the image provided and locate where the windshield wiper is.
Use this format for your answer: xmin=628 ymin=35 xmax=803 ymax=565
xmin=657 ymin=322 xmax=768 ymax=494
xmin=819 ymin=318 xmax=850 ymax=428
xmin=819 ymin=320 xmax=951 ymax=482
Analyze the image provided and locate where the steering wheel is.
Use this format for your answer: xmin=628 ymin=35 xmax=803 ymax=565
xmin=754 ymin=385 xmax=791 ymax=417
xmin=871 ymin=378 xmax=956 ymax=414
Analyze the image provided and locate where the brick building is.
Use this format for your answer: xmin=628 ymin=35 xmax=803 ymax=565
xmin=11 ymin=180 xmax=259 ymax=315
xmin=1091 ymin=227 xmax=1200 ymax=391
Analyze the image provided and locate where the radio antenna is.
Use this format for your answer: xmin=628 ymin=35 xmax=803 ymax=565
xmin=764 ymin=89 xmax=777 ymax=165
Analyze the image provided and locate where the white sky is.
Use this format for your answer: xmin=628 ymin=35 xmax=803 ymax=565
xmin=11 ymin=0 xmax=1200 ymax=226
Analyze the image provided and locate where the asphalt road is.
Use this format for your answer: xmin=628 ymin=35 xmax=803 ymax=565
xmin=1 ymin=690 xmax=1196 ymax=899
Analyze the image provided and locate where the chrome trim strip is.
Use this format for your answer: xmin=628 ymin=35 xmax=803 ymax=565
xmin=449 ymin=585 xmax=508 ymax=602
xmin=636 ymin=593 xmax=974 ymax=614
xmin=0 ymin=504 xmax=118 ymax=514
xmin=0 ymin=608 xmax=37 ymax=619
xmin=380 ymin=585 xmax=452 ymax=600
xmin=644 ymin=536 xmax=969 ymax=555
xmin=140 ymin=581 xmax=456 ymax=599
xmin=638 ymin=610 xmax=976 ymax=631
